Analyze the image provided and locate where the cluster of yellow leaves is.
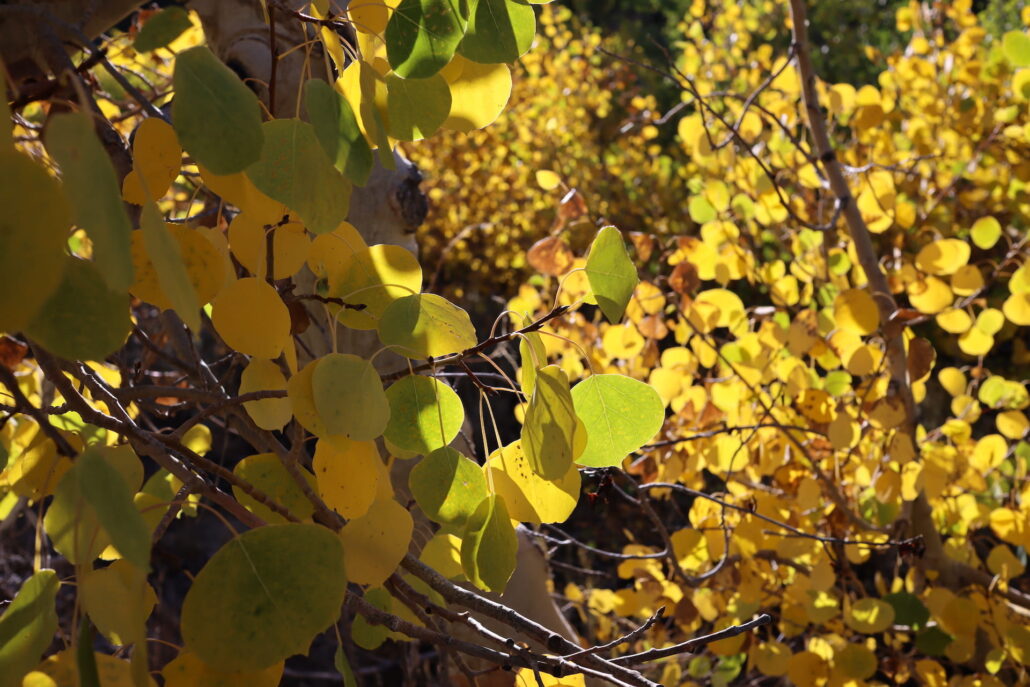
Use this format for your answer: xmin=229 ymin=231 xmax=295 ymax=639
xmin=503 ymin=1 xmax=1030 ymax=685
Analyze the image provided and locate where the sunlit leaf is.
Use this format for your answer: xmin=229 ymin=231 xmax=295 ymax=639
xmin=485 ymin=440 xmax=580 ymax=524
xmin=304 ymin=79 xmax=373 ymax=186
xmin=385 ymin=0 xmax=467 ymax=79
xmin=313 ymin=437 xmax=381 ymax=520
xmin=379 ymin=293 xmax=477 ymax=358
xmin=409 ymin=447 xmax=488 ymax=526
xmin=384 ymin=375 xmax=464 ymax=454
xmin=459 ymin=0 xmax=536 ymax=64
xmin=585 ymin=226 xmax=638 ymax=323
xmin=312 ymin=353 xmax=390 ymax=441
xmin=134 ymin=6 xmax=194 ymax=52
xmin=461 ymin=494 xmax=517 ymax=592
xmin=571 ymin=374 xmax=664 ymax=468
xmin=339 ymin=497 xmax=413 ymax=587
xmin=521 ymin=365 xmax=576 ymax=479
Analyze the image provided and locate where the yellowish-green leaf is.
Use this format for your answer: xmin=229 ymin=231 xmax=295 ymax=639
xmin=409 ymin=447 xmax=488 ymax=526
xmin=442 ymin=57 xmax=513 ymax=133
xmin=134 ymin=6 xmax=194 ymax=52
xmin=459 ymin=0 xmax=536 ymax=65
xmin=845 ymin=598 xmax=895 ymax=634
xmin=324 ymin=243 xmax=423 ymax=331
xmin=79 ymin=560 xmax=155 ymax=647
xmin=572 ymin=374 xmax=664 ymax=468
xmin=385 ymin=0 xmax=467 ymax=79
xmin=971 ymin=216 xmax=1002 ymax=250
xmin=312 ymin=353 xmax=389 ymax=441
xmin=384 ymin=375 xmax=464 ymax=454
xmin=181 ymin=523 xmax=347 ymax=671
xmin=379 ymin=293 xmax=477 ymax=358
xmin=461 ymin=494 xmax=517 ymax=593
xmin=1003 ymin=31 xmax=1030 ymax=67
xmin=304 ymin=79 xmax=373 ymax=186
xmin=585 ymin=226 xmax=638 ymax=323
xmin=386 ymin=73 xmax=451 ymax=141
xmin=232 ymin=453 xmax=315 ymax=524
xmin=140 ymin=201 xmax=200 ymax=330
xmin=46 ymin=112 xmax=133 ymax=291
xmin=521 ymin=365 xmax=576 ymax=479
xmin=0 ymin=570 xmax=59 ymax=687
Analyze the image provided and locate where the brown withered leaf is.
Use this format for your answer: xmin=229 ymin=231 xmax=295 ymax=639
xmin=527 ymin=236 xmax=574 ymax=277
xmin=638 ymin=315 xmax=669 ymax=340
xmin=0 ymin=335 xmax=28 ymax=370
xmin=552 ymin=188 xmax=589 ymax=232
xmin=669 ymin=261 xmax=700 ymax=295
xmin=628 ymin=232 xmax=655 ymax=263
xmin=907 ymin=337 xmax=935 ymax=381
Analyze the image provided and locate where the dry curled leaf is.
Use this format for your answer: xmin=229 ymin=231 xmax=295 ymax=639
xmin=527 ymin=236 xmax=574 ymax=277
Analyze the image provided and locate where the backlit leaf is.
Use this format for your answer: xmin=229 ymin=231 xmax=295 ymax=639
xmin=459 ymin=0 xmax=536 ymax=64
xmin=571 ymin=374 xmax=664 ymax=468
xmin=79 ymin=559 xmax=156 ymax=646
xmin=585 ymin=226 xmax=638 ymax=323
xmin=385 ymin=0 xmax=467 ymax=78
xmin=339 ymin=497 xmax=413 ymax=586
xmin=485 ymin=440 xmax=580 ymax=524
xmin=140 ymin=201 xmax=201 ymax=330
xmin=386 ymin=73 xmax=452 ymax=141
xmin=134 ymin=6 xmax=194 ymax=52
xmin=1003 ymin=31 xmax=1030 ymax=67
xmin=122 ymin=117 xmax=182 ymax=205
xmin=172 ymin=46 xmax=263 ymax=175
xmin=313 ymin=437 xmax=381 ymax=519
xmin=409 ymin=447 xmax=488 ymax=526
xmin=379 ymin=293 xmax=478 ymax=358
xmin=227 ymin=214 xmax=309 ymax=281
xmin=442 ymin=57 xmax=513 ymax=132
xmin=46 ymin=113 xmax=133 ymax=291
xmin=130 ymin=224 xmax=224 ymax=313
xmin=181 ymin=523 xmax=347 ymax=671
xmin=321 ymin=241 xmax=423 ymax=331
xmin=246 ymin=119 xmax=351 ymax=235
xmin=304 ymin=79 xmax=373 ymax=186
xmin=845 ymin=598 xmax=895 ymax=633
xmin=521 ymin=365 xmax=576 ymax=479
xmin=311 ymin=353 xmax=390 ymax=441
xmin=0 ymin=570 xmax=59 ymax=687
xmin=461 ymin=494 xmax=518 ymax=592
xmin=971 ymin=216 xmax=1002 ymax=250
xmin=384 ymin=375 xmax=464 ymax=454
xmin=210 ymin=278 xmax=291 ymax=359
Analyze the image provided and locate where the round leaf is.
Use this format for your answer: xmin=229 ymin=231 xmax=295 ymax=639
xmin=485 ymin=440 xmax=580 ymax=524
xmin=378 ymin=293 xmax=477 ymax=359
xmin=181 ymin=523 xmax=347 ymax=671
xmin=311 ymin=353 xmax=390 ymax=441
xmin=313 ymin=437 xmax=381 ymax=519
xmin=386 ymin=73 xmax=452 ymax=141
xmin=384 ymin=375 xmax=464 ymax=454
xmin=571 ymin=374 xmax=664 ymax=468
xmin=585 ymin=226 xmax=638 ymax=324
xmin=459 ymin=0 xmax=536 ymax=65
xmin=232 ymin=454 xmax=316 ymax=524
xmin=240 ymin=358 xmax=292 ymax=431
xmin=338 ymin=498 xmax=413 ymax=587
xmin=521 ymin=365 xmax=576 ymax=479
xmin=409 ymin=447 xmax=488 ymax=526
xmin=461 ymin=494 xmax=517 ymax=593
xmin=211 ymin=278 xmax=291 ymax=359
xmin=385 ymin=0 xmax=467 ymax=79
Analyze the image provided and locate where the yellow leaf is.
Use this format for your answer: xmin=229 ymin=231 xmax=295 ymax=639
xmin=210 ymin=278 xmax=291 ymax=359
xmin=79 ymin=559 xmax=156 ymax=646
xmin=1003 ymin=292 xmax=1030 ymax=325
xmin=987 ymin=544 xmax=1025 ymax=580
xmin=752 ymin=640 xmax=791 ymax=676
xmin=845 ymin=598 xmax=895 ymax=633
xmin=936 ymin=308 xmax=972 ymax=333
xmin=228 ymin=215 xmax=310 ymax=281
xmin=442 ymin=57 xmax=513 ymax=133
xmin=313 ymin=437 xmax=380 ymax=519
xmin=162 ymin=651 xmax=283 ymax=687
xmin=130 ymin=225 xmax=225 ymax=310
xmin=535 ymin=169 xmax=562 ymax=190
xmin=914 ymin=238 xmax=970 ymax=275
xmin=35 ymin=649 xmax=157 ymax=687
xmin=122 ymin=118 xmax=182 ymax=204
xmin=997 ymin=410 xmax=1029 ymax=439
xmin=907 ymin=275 xmax=953 ymax=314
xmin=485 ymin=440 xmax=580 ymax=524
xmin=339 ymin=497 xmax=412 ymax=586
xmin=239 ymin=358 xmax=291 ymax=431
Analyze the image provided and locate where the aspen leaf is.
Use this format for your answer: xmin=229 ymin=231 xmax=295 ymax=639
xmin=25 ymin=258 xmax=130 ymax=362
xmin=130 ymin=224 xmax=224 ymax=313
xmin=518 ymin=330 xmax=547 ymax=395
xmin=198 ymin=165 xmax=287 ymax=225
xmin=313 ymin=437 xmax=381 ymax=519
xmin=907 ymin=276 xmax=953 ymax=314
xmin=0 ymin=570 xmax=58 ymax=687
xmin=139 ymin=202 xmax=201 ymax=330
xmin=752 ymin=640 xmax=791 ymax=677
xmin=246 ymin=119 xmax=351 ymax=235
xmin=585 ymin=226 xmax=639 ymax=323
xmin=181 ymin=523 xmax=347 ymax=671
xmin=420 ymin=532 xmax=464 ymax=579
xmin=442 ymin=58 xmax=513 ymax=132
xmin=409 ymin=447 xmax=488 ymax=526
xmin=522 ymin=365 xmax=577 ymax=479
xmin=79 ymin=560 xmax=156 ymax=647
xmin=1004 ymin=292 xmax=1030 ymax=325
xmin=312 ymin=353 xmax=390 ymax=441
xmin=914 ymin=239 xmax=970 ymax=276
xmin=162 ymin=651 xmax=284 ymax=687
xmin=379 ymin=293 xmax=477 ymax=358
xmin=339 ymin=497 xmax=413 ymax=586
xmin=461 ymin=494 xmax=518 ymax=592
xmin=0 ymin=150 xmax=70 ymax=332
xmin=386 ymin=73 xmax=452 ymax=141
xmin=239 ymin=358 xmax=291 ymax=431
xmin=384 ymin=375 xmax=464 ymax=454
xmin=833 ymin=288 xmax=879 ymax=335
xmin=210 ymin=278 xmax=291 ymax=359
xmin=845 ymin=598 xmax=895 ymax=633
xmin=485 ymin=440 xmax=580 ymax=524
xmin=459 ymin=0 xmax=536 ymax=65
xmin=122 ymin=117 xmax=182 ymax=205
xmin=173 ymin=46 xmax=263 ymax=175
xmin=352 ymin=588 xmax=392 ymax=651
xmin=304 ymin=79 xmax=373 ymax=186
xmin=571 ymin=374 xmax=664 ymax=468
xmin=987 ymin=544 xmax=1025 ymax=580
xmin=134 ymin=6 xmax=193 ymax=51
xmin=836 ymin=644 xmax=877 ymax=680
xmin=527 ymin=236 xmax=574 ymax=276
xmin=325 ymin=243 xmax=423 ymax=330
xmin=44 ymin=447 xmax=150 ymax=569
xmin=516 ymin=670 xmax=585 ymax=687
xmin=288 ymin=360 xmax=332 ymax=437
xmin=46 ymin=113 xmax=133 ymax=291
xmin=227 ymin=215 xmax=309 ymax=281
xmin=535 ymin=169 xmax=562 ymax=190
xmin=971 ymin=216 xmax=1002 ymax=249
xmin=232 ymin=453 xmax=315 ymax=524
xmin=34 ymin=649 xmax=157 ymax=687
xmin=1003 ymin=31 xmax=1030 ymax=67
xmin=385 ymin=0 xmax=467 ymax=78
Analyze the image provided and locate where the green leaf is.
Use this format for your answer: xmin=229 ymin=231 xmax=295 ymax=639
xmin=571 ymin=374 xmax=664 ymax=468
xmin=518 ymin=330 xmax=546 ymax=395
xmin=172 ymin=46 xmax=264 ymax=175
xmin=461 ymin=495 xmax=517 ymax=592
xmin=352 ymin=588 xmax=391 ymax=651
xmin=311 ymin=353 xmax=390 ymax=441
xmin=459 ymin=0 xmax=536 ymax=65
xmin=585 ymin=226 xmax=638 ymax=323
xmin=378 ymin=293 xmax=478 ymax=359
xmin=25 ymin=257 xmax=131 ymax=362
xmin=1003 ymin=31 xmax=1030 ymax=67
xmin=521 ymin=365 xmax=576 ymax=479
xmin=232 ymin=453 xmax=316 ymax=525
xmin=181 ymin=523 xmax=347 ymax=671
xmin=46 ymin=113 xmax=134 ymax=291
xmin=140 ymin=201 xmax=201 ymax=331
xmin=385 ymin=0 xmax=467 ymax=79
xmin=246 ymin=119 xmax=351 ymax=235
xmin=0 ymin=570 xmax=59 ymax=687
xmin=883 ymin=591 xmax=930 ymax=629
xmin=915 ymin=626 xmax=953 ymax=656
xmin=334 ymin=646 xmax=358 ymax=687
xmin=385 ymin=73 xmax=452 ymax=141
xmin=134 ymin=6 xmax=194 ymax=52
xmin=409 ymin=447 xmax=488 ymax=526
xmin=43 ymin=447 xmax=149 ymax=568
xmin=304 ymin=79 xmax=373 ymax=186
xmin=0 ymin=150 xmax=70 ymax=332
xmin=384 ymin=375 xmax=464 ymax=454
